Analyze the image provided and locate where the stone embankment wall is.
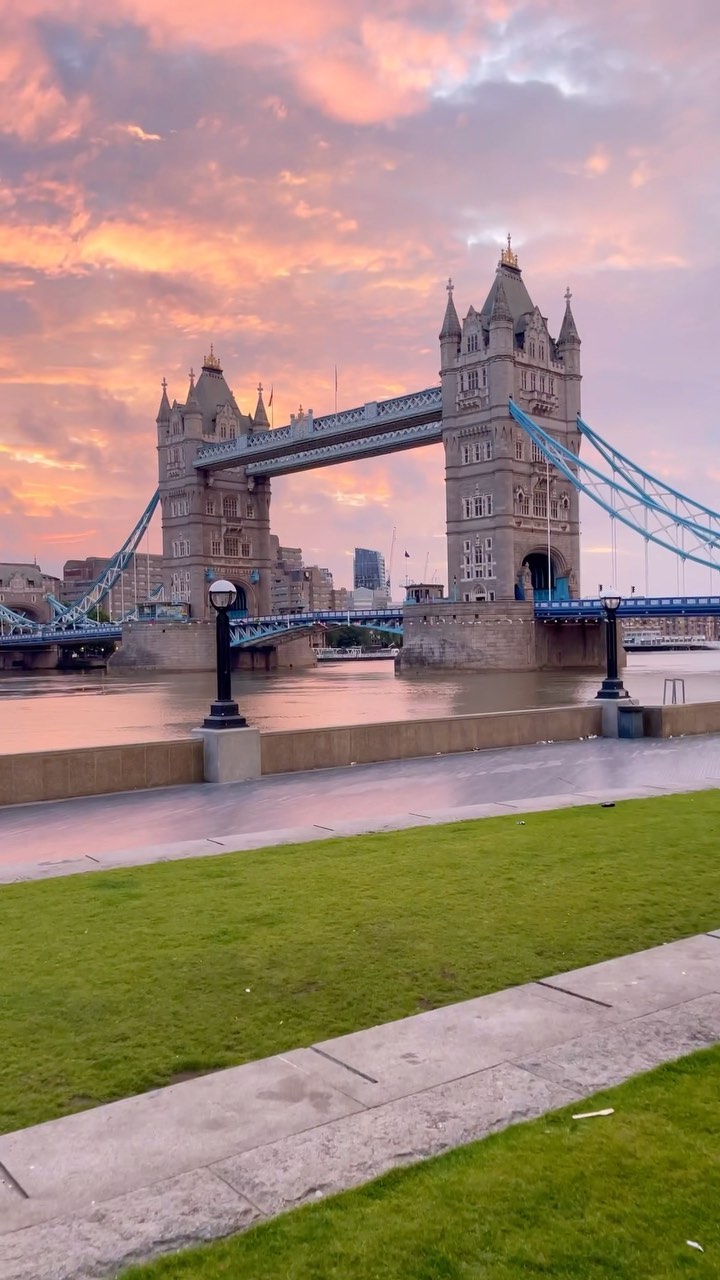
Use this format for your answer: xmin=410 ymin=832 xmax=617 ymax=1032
xmin=109 ymin=623 xmax=316 ymax=672
xmin=400 ymin=602 xmax=623 ymax=671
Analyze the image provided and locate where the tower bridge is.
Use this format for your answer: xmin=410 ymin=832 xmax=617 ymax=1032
xmin=6 ymin=241 xmax=720 ymax=671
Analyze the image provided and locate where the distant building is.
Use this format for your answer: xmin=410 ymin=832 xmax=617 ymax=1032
xmin=0 ymin=563 xmax=60 ymax=624
xmin=269 ymin=538 xmax=338 ymax=613
xmin=62 ymin=553 xmax=163 ymax=619
xmin=350 ymin=586 xmax=392 ymax=608
xmin=353 ymin=547 xmax=387 ymax=594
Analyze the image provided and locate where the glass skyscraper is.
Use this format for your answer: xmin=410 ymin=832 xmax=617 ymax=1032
xmin=353 ymin=547 xmax=386 ymax=591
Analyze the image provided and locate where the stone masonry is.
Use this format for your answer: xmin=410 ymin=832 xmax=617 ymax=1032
xmin=440 ymin=238 xmax=582 ymax=605
xmin=156 ymin=349 xmax=273 ymax=620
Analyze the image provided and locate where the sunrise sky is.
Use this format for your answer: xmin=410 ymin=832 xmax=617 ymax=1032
xmin=2 ymin=0 xmax=719 ymax=595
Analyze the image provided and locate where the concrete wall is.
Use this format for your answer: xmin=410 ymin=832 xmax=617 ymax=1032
xmin=260 ymin=704 xmax=603 ymax=774
xmin=642 ymin=701 xmax=720 ymax=739
xmin=0 ymin=739 xmax=203 ymax=806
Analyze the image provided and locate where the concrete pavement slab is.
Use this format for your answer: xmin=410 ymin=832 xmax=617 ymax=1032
xmin=213 ymin=1062 xmax=578 ymax=1218
xmin=0 ymin=1168 xmax=260 ymax=1280
xmin=517 ymin=992 xmax=720 ymax=1094
xmin=540 ymin=935 xmax=720 ymax=1017
xmin=310 ymin=983 xmax=612 ymax=1105
xmin=0 ymin=1053 xmax=363 ymax=1226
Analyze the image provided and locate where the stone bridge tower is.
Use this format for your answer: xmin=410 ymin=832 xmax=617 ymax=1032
xmin=440 ymin=240 xmax=581 ymax=603
xmin=156 ymin=348 xmax=272 ymax=619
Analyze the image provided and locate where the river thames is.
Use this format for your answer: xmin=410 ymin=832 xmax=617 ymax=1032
xmin=1 ymin=650 xmax=719 ymax=755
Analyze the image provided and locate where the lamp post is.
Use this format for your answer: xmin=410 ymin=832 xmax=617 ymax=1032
xmin=204 ymin=579 xmax=247 ymax=728
xmin=595 ymin=590 xmax=630 ymax=700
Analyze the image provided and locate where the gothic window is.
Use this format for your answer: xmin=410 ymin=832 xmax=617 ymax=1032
xmin=539 ymin=375 xmax=546 ymax=393
xmin=246 ymin=502 xmax=254 ymax=518
xmin=241 ymin=541 xmax=251 ymax=559
xmin=472 ymin=536 xmax=495 ymax=579
xmin=467 ymin=333 xmax=478 ymax=352
xmin=531 ymin=441 xmax=545 ymax=464
xmin=533 ymin=489 xmax=548 ymax=519
xmin=223 ymin=496 xmax=238 ymax=519
xmin=462 ymin=497 xmax=473 ymax=519
xmin=220 ymin=424 xmax=227 ymax=440
xmin=549 ymin=376 xmax=555 ymax=394
xmin=463 ymin=540 xmax=471 ymax=553
xmin=468 ymin=370 xmax=479 ymax=390
xmin=170 ymin=570 xmax=190 ymax=603
xmin=473 ymin=494 xmax=493 ymax=517
xmin=171 ymin=539 xmax=190 ymax=557
xmin=224 ymin=536 xmax=239 ymax=557
xmin=462 ymin=440 xmax=492 ymax=465
xmin=515 ymin=488 xmax=530 ymax=516
xmin=521 ymin=370 xmax=527 ymax=390
xmin=529 ymin=341 xmax=536 ymax=358
xmin=550 ymin=497 xmax=559 ymax=520
xmin=211 ymin=536 xmax=221 ymax=557
xmin=515 ymin=438 xmax=524 ymax=461
xmin=539 ymin=343 xmax=545 ymax=361
xmin=482 ymin=367 xmax=487 ymax=388
xmin=205 ymin=498 xmax=215 ymax=515
xmin=530 ymin=371 xmax=537 ymax=391
xmin=459 ymin=374 xmax=464 ymax=392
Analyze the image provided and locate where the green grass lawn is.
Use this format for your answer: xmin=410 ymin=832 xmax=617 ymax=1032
xmin=2 ymin=790 xmax=720 ymax=1134
xmin=123 ymin=1047 xmax=720 ymax=1279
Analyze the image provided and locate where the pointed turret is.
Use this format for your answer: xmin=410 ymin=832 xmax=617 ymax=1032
xmin=558 ymin=287 xmax=581 ymax=346
xmin=253 ymin=383 xmax=270 ymax=430
xmin=489 ymin=274 xmax=512 ymax=324
xmin=439 ymin=278 xmax=461 ymax=341
xmin=185 ymin=367 xmax=201 ymax=412
xmin=156 ymin=378 xmax=171 ymax=425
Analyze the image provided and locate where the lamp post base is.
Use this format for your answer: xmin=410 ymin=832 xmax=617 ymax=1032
xmin=203 ymin=700 xmax=247 ymax=728
xmin=595 ymin=679 xmax=630 ymax=701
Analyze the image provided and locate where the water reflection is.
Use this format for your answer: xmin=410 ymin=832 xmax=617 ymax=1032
xmin=1 ymin=651 xmax=719 ymax=755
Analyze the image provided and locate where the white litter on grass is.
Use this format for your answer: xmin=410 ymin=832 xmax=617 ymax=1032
xmin=572 ymin=1108 xmax=614 ymax=1120
xmin=516 ymin=820 xmax=526 ymax=826
xmin=245 ymin=988 xmax=251 ymax=993
xmin=687 ymin=1241 xmax=704 ymax=1253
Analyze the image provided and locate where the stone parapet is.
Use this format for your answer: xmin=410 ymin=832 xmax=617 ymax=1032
xmin=0 ymin=739 xmax=203 ymax=806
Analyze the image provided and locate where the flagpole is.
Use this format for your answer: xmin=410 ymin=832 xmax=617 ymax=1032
xmin=334 ymin=365 xmax=338 ymax=421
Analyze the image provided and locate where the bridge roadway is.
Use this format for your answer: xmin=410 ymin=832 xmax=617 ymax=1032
xmin=3 ymin=597 xmax=720 ymax=650
xmin=193 ymin=385 xmax=443 ymax=477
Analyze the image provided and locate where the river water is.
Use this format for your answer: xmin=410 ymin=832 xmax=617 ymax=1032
xmin=1 ymin=651 xmax=719 ymax=755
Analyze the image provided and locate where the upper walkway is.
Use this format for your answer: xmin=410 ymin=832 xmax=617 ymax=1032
xmin=193 ymin=385 xmax=443 ymax=476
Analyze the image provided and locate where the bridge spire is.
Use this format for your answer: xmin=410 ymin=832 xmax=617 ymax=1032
xmin=558 ymin=286 xmax=581 ymax=346
xmin=155 ymin=376 xmax=171 ymax=425
xmin=253 ymin=382 xmax=270 ymax=429
xmin=439 ymin=276 xmax=461 ymax=342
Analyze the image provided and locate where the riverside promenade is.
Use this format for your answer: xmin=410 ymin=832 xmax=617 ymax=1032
xmin=2 ymin=733 xmax=720 ymax=881
xmin=1 ymin=931 xmax=719 ymax=1279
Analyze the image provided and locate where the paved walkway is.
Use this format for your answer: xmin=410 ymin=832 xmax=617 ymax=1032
xmin=2 ymin=734 xmax=720 ymax=882
xmin=1 ymin=931 xmax=719 ymax=1280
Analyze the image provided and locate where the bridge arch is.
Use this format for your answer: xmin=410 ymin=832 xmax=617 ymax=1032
xmin=517 ymin=545 xmax=570 ymax=602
